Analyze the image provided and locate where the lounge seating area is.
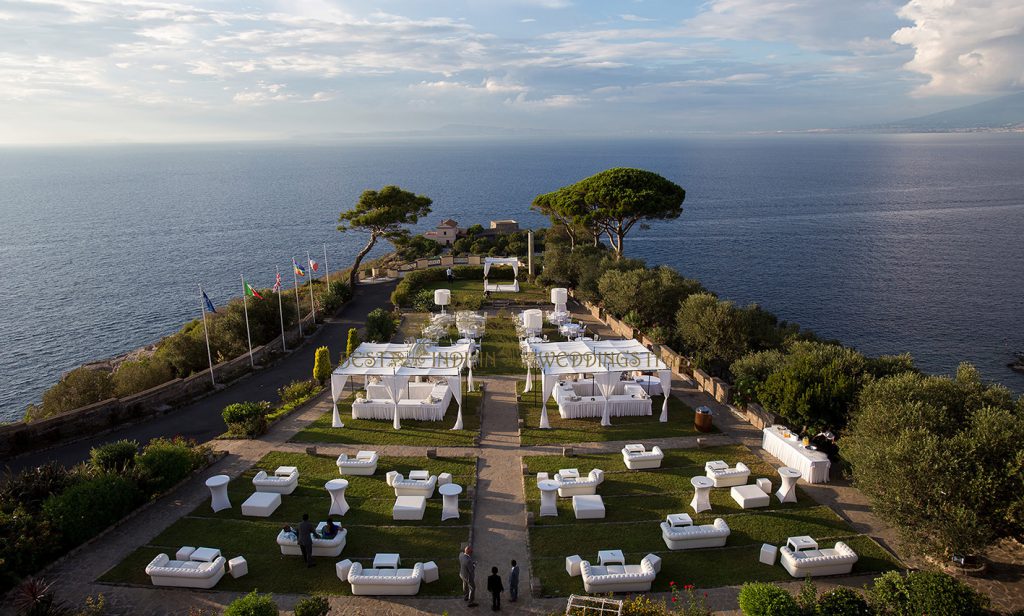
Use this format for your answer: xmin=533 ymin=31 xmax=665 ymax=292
xmin=276 ymin=522 xmax=348 ymax=557
xmin=145 ymin=552 xmax=226 ymax=589
xmin=622 ymin=444 xmax=664 ymax=469
xmin=705 ymin=460 xmax=751 ymax=487
xmin=780 ymin=537 xmax=859 ymax=578
xmin=252 ymin=466 xmax=299 ymax=494
xmin=336 ymin=451 xmax=379 ymax=476
xmin=566 ymin=552 xmax=662 ymax=593
xmin=660 ymin=516 xmax=731 ymax=550
xmin=386 ymin=471 xmax=438 ymax=498
xmin=337 ymin=555 xmax=439 ymax=596
xmin=554 ymin=468 xmax=604 ymax=497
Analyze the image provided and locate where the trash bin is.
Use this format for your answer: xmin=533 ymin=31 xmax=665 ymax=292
xmin=694 ymin=406 xmax=714 ymax=433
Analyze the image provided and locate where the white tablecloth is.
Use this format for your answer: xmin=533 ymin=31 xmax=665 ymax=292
xmin=353 ymin=383 xmax=452 ymax=421
xmin=625 ymin=377 xmax=662 ymax=396
xmin=761 ymin=426 xmax=831 ymax=483
xmin=556 ymin=394 xmax=652 ymax=419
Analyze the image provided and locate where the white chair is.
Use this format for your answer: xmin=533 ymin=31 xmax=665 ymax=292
xmin=252 ymin=468 xmax=299 ymax=495
xmin=145 ymin=554 xmax=226 ymax=589
xmin=555 ymin=469 xmax=605 ymax=497
xmin=579 ymin=554 xmax=661 ymax=593
xmin=622 ymin=445 xmax=665 ymax=470
xmin=705 ymin=461 xmax=751 ymax=487
xmin=386 ymin=472 xmax=437 ymax=498
xmin=336 ymin=451 xmax=379 ymax=476
xmin=660 ymin=518 xmax=730 ymax=550
xmin=780 ymin=541 xmax=858 ymax=577
xmin=277 ymin=525 xmax=347 ymax=557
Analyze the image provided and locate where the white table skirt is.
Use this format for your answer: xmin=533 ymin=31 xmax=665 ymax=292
xmin=626 ymin=376 xmax=663 ymax=396
xmin=557 ymin=396 xmax=652 ymax=419
xmin=353 ymin=388 xmax=453 ymax=421
xmin=761 ymin=426 xmax=831 ymax=483
xmin=485 ymin=281 xmax=519 ymax=292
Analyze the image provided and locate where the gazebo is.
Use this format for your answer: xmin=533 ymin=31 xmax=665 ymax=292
xmin=329 ymin=342 xmax=472 ymax=431
xmin=483 ymin=257 xmax=520 ymax=293
xmin=526 ymin=339 xmax=673 ymax=429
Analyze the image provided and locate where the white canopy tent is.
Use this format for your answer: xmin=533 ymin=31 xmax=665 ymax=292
xmin=527 ymin=339 xmax=673 ymax=428
xmin=329 ymin=341 xmax=472 ymax=431
xmin=483 ymin=257 xmax=520 ymax=293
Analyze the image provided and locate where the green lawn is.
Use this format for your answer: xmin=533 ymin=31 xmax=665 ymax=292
xmin=524 ymin=446 xmax=900 ymax=595
xmin=518 ymin=393 xmax=706 ymax=446
xmin=290 ymin=388 xmax=483 ymax=447
xmin=100 ymin=452 xmax=475 ymax=597
xmin=421 ymin=278 xmax=550 ymax=308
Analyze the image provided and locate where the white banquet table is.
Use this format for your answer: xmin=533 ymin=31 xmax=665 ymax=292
xmin=352 ymin=383 xmax=453 ymax=420
xmin=761 ymin=426 xmax=831 ymax=484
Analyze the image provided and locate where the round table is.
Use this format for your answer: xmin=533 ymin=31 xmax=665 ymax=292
xmin=206 ymin=475 xmax=231 ymax=512
xmin=325 ymin=479 xmax=350 ymax=516
xmin=538 ymin=479 xmax=560 ymax=517
xmin=439 ymin=483 xmax=463 ymax=521
xmin=690 ymin=476 xmax=714 ymax=513
xmin=776 ymin=467 xmax=801 ymax=503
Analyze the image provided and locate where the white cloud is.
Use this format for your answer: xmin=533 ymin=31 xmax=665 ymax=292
xmin=620 ymin=14 xmax=654 ymax=22
xmin=891 ymin=0 xmax=1024 ymax=95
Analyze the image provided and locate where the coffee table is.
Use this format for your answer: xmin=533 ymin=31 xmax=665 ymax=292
xmin=190 ymin=547 xmax=221 ymax=562
xmin=558 ymin=468 xmax=580 ymax=480
xmin=666 ymin=513 xmax=694 ymax=527
xmin=597 ymin=549 xmax=624 ymax=566
xmin=409 ymin=470 xmax=430 ymax=481
xmin=373 ymin=553 xmax=400 ymax=569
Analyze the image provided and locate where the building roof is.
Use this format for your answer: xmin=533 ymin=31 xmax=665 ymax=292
xmin=438 ymin=219 xmax=459 ymax=228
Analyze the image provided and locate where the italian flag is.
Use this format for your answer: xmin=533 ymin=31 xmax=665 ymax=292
xmin=244 ymin=281 xmax=264 ymax=300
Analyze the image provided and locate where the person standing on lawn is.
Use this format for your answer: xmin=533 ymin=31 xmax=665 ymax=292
xmin=297 ymin=513 xmax=315 ymax=568
xmin=459 ymin=545 xmax=478 ymax=606
xmin=508 ymin=559 xmax=519 ymax=602
xmin=487 ymin=566 xmax=504 ymax=611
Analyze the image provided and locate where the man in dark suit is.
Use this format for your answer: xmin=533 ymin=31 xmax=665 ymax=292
xmin=487 ymin=566 xmax=504 ymax=611
xmin=508 ymin=559 xmax=520 ymax=602
xmin=459 ymin=546 xmax=478 ymax=607
xmin=297 ymin=513 xmax=315 ymax=567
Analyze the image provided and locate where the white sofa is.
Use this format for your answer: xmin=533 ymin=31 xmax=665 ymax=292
xmin=705 ymin=461 xmax=750 ymax=487
xmin=622 ymin=446 xmax=664 ymax=470
xmin=145 ymin=554 xmax=226 ymax=589
xmin=386 ymin=472 xmax=437 ymax=498
xmin=573 ymin=554 xmax=661 ymax=593
xmin=345 ymin=561 xmax=428 ymax=595
xmin=780 ymin=541 xmax=859 ymax=577
xmin=337 ymin=451 xmax=379 ymax=476
xmin=277 ymin=526 xmax=348 ymax=557
xmin=554 ymin=469 xmax=605 ymax=497
xmin=660 ymin=518 xmax=730 ymax=550
xmin=252 ymin=469 xmax=298 ymax=495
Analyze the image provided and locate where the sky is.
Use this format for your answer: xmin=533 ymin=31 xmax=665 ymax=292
xmin=1 ymin=0 xmax=1022 ymax=144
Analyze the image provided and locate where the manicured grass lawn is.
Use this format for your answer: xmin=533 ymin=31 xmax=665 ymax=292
xmin=524 ymin=446 xmax=900 ymax=595
xmin=473 ymin=315 xmax=562 ymax=376
xmin=100 ymin=452 xmax=475 ymax=597
xmin=421 ymin=278 xmax=550 ymax=307
xmin=518 ymin=394 xmax=705 ymax=446
xmin=290 ymin=388 xmax=482 ymax=446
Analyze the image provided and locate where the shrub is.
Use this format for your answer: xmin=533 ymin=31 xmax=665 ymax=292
xmin=391 ymin=268 xmax=446 ymax=307
xmin=31 ymin=368 xmax=114 ymax=420
xmin=365 ymin=308 xmax=397 ymax=342
xmin=111 ymin=357 xmax=174 ymax=397
xmin=0 ymin=509 xmax=64 ymax=594
xmin=620 ymin=594 xmax=667 ymax=616
xmin=815 ymin=588 xmax=871 ymax=616
xmin=868 ymin=570 xmax=987 ymax=616
xmin=313 ymin=346 xmax=332 ymax=384
xmin=154 ymin=324 xmax=211 ymax=378
xmin=321 ymin=280 xmax=353 ymax=314
xmin=223 ymin=591 xmax=278 ymax=616
xmin=410 ymin=288 xmax=436 ymax=312
xmin=293 ymin=594 xmax=330 ymax=616
xmin=345 ymin=328 xmax=360 ymax=358
xmin=89 ymin=440 xmax=138 ymax=473
xmin=0 ymin=462 xmax=79 ymax=514
xmin=278 ymin=379 xmax=319 ymax=404
xmin=600 ymin=265 xmax=703 ymax=327
xmin=136 ymin=437 xmax=205 ymax=494
xmin=676 ymin=292 xmax=747 ymax=377
xmin=738 ymin=582 xmax=800 ymax=616
xmin=41 ymin=474 xmax=142 ymax=547
xmin=222 ymin=401 xmax=271 ymax=437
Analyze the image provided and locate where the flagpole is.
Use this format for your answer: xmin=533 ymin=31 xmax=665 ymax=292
xmin=292 ymin=258 xmax=303 ymax=337
xmin=241 ymin=275 xmax=255 ymax=367
xmin=307 ymin=250 xmax=317 ymax=323
xmin=276 ymin=266 xmax=287 ymax=352
xmin=323 ymin=242 xmax=330 ymax=286
xmin=198 ymin=284 xmax=215 ymax=386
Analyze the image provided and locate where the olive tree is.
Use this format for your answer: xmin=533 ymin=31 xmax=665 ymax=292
xmin=842 ymin=364 xmax=1024 ymax=561
xmin=338 ymin=186 xmax=432 ymax=288
xmin=676 ymin=292 xmax=748 ymax=376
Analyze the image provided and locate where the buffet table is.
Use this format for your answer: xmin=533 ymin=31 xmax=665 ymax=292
xmin=353 ymin=383 xmax=453 ymax=421
xmin=554 ymin=390 xmax=652 ymax=419
xmin=761 ymin=426 xmax=831 ymax=484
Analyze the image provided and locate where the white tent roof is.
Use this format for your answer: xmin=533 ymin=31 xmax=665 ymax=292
xmin=528 ymin=339 xmax=668 ymax=376
xmin=333 ymin=342 xmax=471 ymax=377
xmin=483 ymin=257 xmax=520 ymax=266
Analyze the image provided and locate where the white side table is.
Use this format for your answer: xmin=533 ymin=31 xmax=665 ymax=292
xmin=624 ymin=444 xmax=645 ymax=453
xmin=439 ymin=483 xmax=462 ymax=521
xmin=558 ymin=468 xmax=580 ymax=480
xmin=275 ymin=465 xmax=298 ymax=478
xmin=776 ymin=467 xmax=801 ymax=503
xmin=325 ymin=479 xmax=350 ymax=516
xmin=666 ymin=513 xmax=693 ymax=527
xmin=690 ymin=476 xmax=714 ymax=513
xmin=409 ymin=470 xmax=430 ymax=481
xmin=190 ymin=547 xmax=221 ymax=562
xmin=206 ymin=475 xmax=231 ymax=512
xmin=597 ymin=549 xmax=624 ymax=566
xmin=373 ymin=553 xmax=400 ymax=569
xmin=538 ymin=479 xmax=560 ymax=517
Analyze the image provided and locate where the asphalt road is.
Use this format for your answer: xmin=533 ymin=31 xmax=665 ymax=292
xmin=5 ymin=279 xmax=397 ymax=473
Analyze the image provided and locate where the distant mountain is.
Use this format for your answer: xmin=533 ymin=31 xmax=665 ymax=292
xmin=866 ymin=92 xmax=1024 ymax=132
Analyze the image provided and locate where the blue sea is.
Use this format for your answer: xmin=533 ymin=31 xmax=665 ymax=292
xmin=1 ymin=134 xmax=1023 ymax=422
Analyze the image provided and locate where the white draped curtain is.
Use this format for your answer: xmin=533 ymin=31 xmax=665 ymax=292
xmin=539 ymin=372 xmax=558 ymax=429
xmin=446 ymin=375 xmax=464 ymax=430
xmin=330 ymin=374 xmax=349 ymax=428
xmin=594 ymin=372 xmax=620 ymax=427
xmin=658 ymin=369 xmax=672 ymax=422
xmin=380 ymin=375 xmax=409 ymax=430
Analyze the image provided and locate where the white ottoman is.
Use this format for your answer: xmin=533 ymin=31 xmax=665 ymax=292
xmin=756 ymin=478 xmax=772 ymax=494
xmin=392 ymin=495 xmax=427 ymax=520
xmin=645 ymin=553 xmax=663 ymax=573
xmin=731 ymin=485 xmax=770 ymax=509
xmin=759 ymin=544 xmax=778 ymax=565
xmin=335 ymin=559 xmax=353 ymax=581
xmin=565 ymin=554 xmax=583 ymax=576
xmin=228 ymin=556 xmax=248 ymax=578
xmin=572 ymin=495 xmax=606 ymax=519
xmin=241 ymin=492 xmax=281 ymax=517
xmin=175 ymin=546 xmax=196 ymax=561
xmin=422 ymin=561 xmax=440 ymax=583
xmin=438 ymin=472 xmax=453 ymax=486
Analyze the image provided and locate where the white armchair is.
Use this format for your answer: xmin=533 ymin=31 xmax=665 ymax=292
xmin=145 ymin=554 xmax=226 ymax=589
xmin=386 ymin=471 xmax=437 ymax=498
xmin=252 ymin=468 xmax=299 ymax=495
xmin=336 ymin=451 xmax=379 ymax=476
xmin=554 ymin=469 xmax=605 ymax=497
xmin=622 ymin=445 xmax=664 ymax=470
xmin=705 ymin=461 xmax=750 ymax=487
xmin=780 ymin=541 xmax=858 ymax=577
xmin=660 ymin=518 xmax=730 ymax=550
